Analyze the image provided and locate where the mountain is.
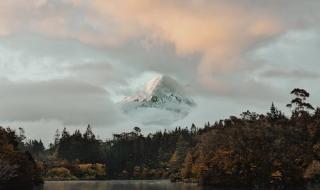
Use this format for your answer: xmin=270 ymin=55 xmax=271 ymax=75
xmin=120 ymin=75 xmax=196 ymax=125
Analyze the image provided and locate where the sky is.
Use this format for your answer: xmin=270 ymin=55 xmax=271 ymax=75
xmin=0 ymin=0 xmax=320 ymax=144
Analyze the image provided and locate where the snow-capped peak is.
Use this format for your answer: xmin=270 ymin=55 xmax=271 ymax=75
xmin=144 ymin=75 xmax=184 ymax=96
xmin=120 ymin=75 xmax=196 ymax=125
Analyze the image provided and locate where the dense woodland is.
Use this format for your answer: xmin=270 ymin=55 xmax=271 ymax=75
xmin=1 ymin=88 xmax=320 ymax=189
xmin=0 ymin=127 xmax=43 ymax=189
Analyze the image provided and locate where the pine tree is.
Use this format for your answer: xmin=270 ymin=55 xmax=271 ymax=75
xmin=270 ymin=102 xmax=276 ymax=118
xmin=191 ymin=123 xmax=197 ymax=135
xmin=84 ymin=124 xmax=95 ymax=140
xmin=54 ymin=129 xmax=60 ymax=145
xmin=61 ymin=127 xmax=69 ymax=139
xmin=268 ymin=102 xmax=281 ymax=121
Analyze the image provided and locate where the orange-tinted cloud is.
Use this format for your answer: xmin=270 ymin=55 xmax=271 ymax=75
xmin=91 ymin=0 xmax=282 ymax=56
xmin=89 ymin=0 xmax=284 ymax=91
xmin=0 ymin=0 xmax=318 ymax=93
xmin=0 ymin=1 xmax=283 ymax=56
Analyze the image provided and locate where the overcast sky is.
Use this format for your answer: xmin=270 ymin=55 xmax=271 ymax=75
xmin=0 ymin=0 xmax=320 ymax=144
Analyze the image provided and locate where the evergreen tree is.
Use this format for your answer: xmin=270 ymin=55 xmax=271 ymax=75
xmin=268 ymin=102 xmax=283 ymax=121
xmin=61 ymin=127 xmax=70 ymax=139
xmin=191 ymin=123 xmax=197 ymax=135
xmin=54 ymin=129 xmax=60 ymax=145
xmin=84 ymin=124 xmax=95 ymax=140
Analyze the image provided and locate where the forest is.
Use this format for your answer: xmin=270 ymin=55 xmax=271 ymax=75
xmin=1 ymin=88 xmax=320 ymax=189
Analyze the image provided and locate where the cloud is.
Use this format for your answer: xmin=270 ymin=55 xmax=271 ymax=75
xmin=91 ymin=0 xmax=283 ymax=61
xmin=0 ymin=1 xmax=313 ymax=62
xmin=194 ymin=74 xmax=286 ymax=104
xmin=87 ymin=0 xmax=317 ymax=64
xmin=261 ymin=69 xmax=319 ymax=79
xmin=0 ymin=79 xmax=121 ymax=126
xmin=1 ymin=1 xmax=319 ymax=85
xmin=67 ymin=62 xmax=120 ymax=85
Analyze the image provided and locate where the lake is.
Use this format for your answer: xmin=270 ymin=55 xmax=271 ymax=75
xmin=35 ymin=180 xmax=320 ymax=190
xmin=39 ymin=180 xmax=211 ymax=190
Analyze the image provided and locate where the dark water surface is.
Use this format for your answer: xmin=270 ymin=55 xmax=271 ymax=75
xmin=37 ymin=180 xmax=320 ymax=190
xmin=41 ymin=180 xmax=212 ymax=190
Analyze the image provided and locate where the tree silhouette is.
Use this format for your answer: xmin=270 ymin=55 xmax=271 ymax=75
xmin=268 ymin=102 xmax=283 ymax=121
xmin=287 ymin=88 xmax=314 ymax=115
xmin=54 ymin=129 xmax=60 ymax=146
xmin=133 ymin=127 xmax=141 ymax=135
xmin=84 ymin=124 xmax=95 ymax=140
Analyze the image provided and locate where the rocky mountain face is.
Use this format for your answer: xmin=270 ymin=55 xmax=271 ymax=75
xmin=120 ymin=75 xmax=195 ymax=125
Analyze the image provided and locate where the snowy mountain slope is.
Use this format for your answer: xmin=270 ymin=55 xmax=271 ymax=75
xmin=120 ymin=75 xmax=196 ymax=125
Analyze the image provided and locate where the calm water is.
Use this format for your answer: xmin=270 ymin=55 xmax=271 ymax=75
xmin=36 ymin=180 xmax=319 ymax=190
xmin=40 ymin=180 xmax=213 ymax=190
